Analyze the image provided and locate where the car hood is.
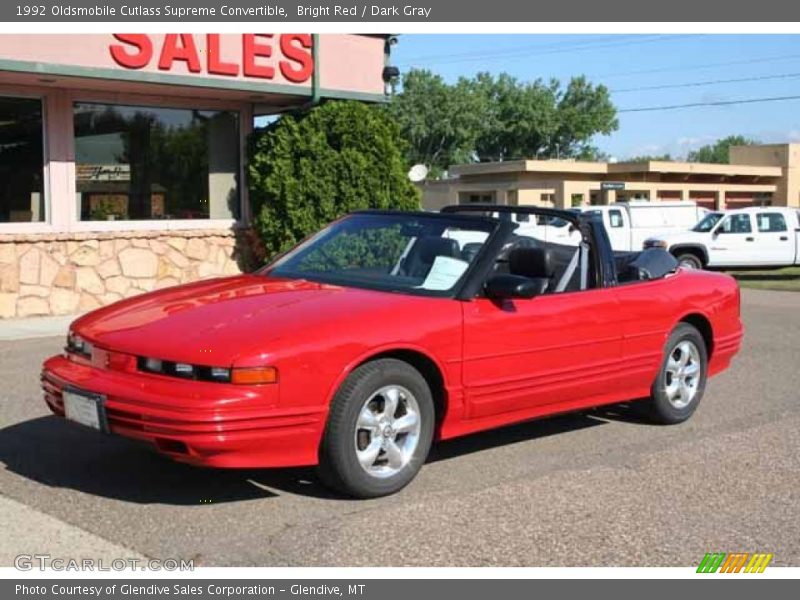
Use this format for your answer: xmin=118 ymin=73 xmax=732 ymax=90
xmin=73 ymin=275 xmax=412 ymax=366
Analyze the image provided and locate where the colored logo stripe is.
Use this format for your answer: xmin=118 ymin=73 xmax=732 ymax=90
xmin=720 ymin=553 xmax=749 ymax=573
xmin=745 ymin=553 xmax=773 ymax=573
xmin=697 ymin=553 xmax=726 ymax=573
xmin=697 ymin=552 xmax=773 ymax=573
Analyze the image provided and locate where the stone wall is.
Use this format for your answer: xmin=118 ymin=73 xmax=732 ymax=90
xmin=0 ymin=229 xmax=248 ymax=319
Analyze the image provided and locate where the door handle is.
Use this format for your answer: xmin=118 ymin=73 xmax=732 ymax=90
xmin=780 ymin=236 xmax=789 ymax=241
xmin=745 ymin=237 xmax=754 ymax=242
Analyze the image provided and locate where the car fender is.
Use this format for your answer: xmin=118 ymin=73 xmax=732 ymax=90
xmin=322 ymin=342 xmax=453 ymax=414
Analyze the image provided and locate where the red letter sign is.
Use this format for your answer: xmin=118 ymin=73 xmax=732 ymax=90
xmin=243 ymin=34 xmax=275 ymax=79
xmin=158 ymin=34 xmax=201 ymax=73
xmin=109 ymin=34 xmax=153 ymax=69
xmin=279 ymin=34 xmax=314 ymax=83
xmin=207 ymin=34 xmax=239 ymax=77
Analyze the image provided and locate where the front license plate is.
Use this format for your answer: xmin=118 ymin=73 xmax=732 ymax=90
xmin=63 ymin=389 xmax=107 ymax=432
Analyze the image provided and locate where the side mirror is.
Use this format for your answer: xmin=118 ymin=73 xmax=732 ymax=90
xmin=484 ymin=274 xmax=548 ymax=299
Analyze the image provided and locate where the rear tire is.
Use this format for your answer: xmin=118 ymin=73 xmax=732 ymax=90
xmin=675 ymin=252 xmax=703 ymax=270
xmin=647 ymin=323 xmax=708 ymax=424
xmin=318 ymin=359 xmax=435 ymax=498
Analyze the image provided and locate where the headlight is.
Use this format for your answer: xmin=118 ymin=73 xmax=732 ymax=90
xmin=644 ymin=239 xmax=668 ymax=250
xmin=136 ymin=356 xmax=275 ymax=385
xmin=66 ymin=331 xmax=92 ymax=358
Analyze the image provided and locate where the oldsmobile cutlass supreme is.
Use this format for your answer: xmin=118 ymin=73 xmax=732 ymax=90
xmin=42 ymin=205 xmax=743 ymax=497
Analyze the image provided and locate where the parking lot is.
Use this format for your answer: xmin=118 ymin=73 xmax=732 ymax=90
xmin=1 ymin=288 xmax=798 ymax=567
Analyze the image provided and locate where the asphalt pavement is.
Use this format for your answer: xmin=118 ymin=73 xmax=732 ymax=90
xmin=1 ymin=289 xmax=798 ymax=567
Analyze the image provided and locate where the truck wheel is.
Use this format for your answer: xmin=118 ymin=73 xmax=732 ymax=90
xmin=647 ymin=323 xmax=708 ymax=424
xmin=318 ymin=359 xmax=434 ymax=498
xmin=675 ymin=252 xmax=703 ymax=270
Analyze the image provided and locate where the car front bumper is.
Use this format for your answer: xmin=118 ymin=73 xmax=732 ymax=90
xmin=41 ymin=355 xmax=326 ymax=468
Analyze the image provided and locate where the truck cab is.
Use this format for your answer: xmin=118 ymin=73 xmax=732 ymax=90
xmin=644 ymin=207 xmax=800 ymax=269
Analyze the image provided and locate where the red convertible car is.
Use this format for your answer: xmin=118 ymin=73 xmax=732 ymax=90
xmin=42 ymin=205 xmax=743 ymax=497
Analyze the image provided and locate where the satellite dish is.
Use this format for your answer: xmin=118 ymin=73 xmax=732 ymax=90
xmin=408 ymin=164 xmax=429 ymax=183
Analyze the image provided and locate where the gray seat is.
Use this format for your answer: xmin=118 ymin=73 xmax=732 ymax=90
xmin=401 ymin=236 xmax=460 ymax=278
xmin=507 ymin=247 xmax=555 ymax=291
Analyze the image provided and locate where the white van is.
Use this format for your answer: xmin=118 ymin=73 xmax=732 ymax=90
xmin=573 ymin=201 xmax=709 ymax=252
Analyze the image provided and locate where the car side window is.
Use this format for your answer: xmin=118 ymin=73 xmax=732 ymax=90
xmin=756 ymin=213 xmax=787 ymax=233
xmin=718 ymin=214 xmax=752 ymax=234
xmin=608 ymin=209 xmax=624 ymax=228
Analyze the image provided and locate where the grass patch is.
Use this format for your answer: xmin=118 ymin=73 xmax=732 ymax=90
xmin=729 ymin=266 xmax=800 ymax=291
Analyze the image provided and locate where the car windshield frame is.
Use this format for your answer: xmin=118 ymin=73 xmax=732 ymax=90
xmin=260 ymin=210 xmax=505 ymax=299
xmin=692 ymin=211 xmax=723 ymax=232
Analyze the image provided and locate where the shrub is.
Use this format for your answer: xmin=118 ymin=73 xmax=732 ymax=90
xmin=249 ymin=101 xmax=420 ymax=260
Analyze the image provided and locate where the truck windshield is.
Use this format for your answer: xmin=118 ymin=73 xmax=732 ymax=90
xmin=692 ymin=212 xmax=723 ymax=232
xmin=264 ymin=213 xmax=497 ymax=297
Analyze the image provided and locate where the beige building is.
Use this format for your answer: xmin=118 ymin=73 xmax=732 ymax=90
xmin=421 ymin=143 xmax=800 ymax=212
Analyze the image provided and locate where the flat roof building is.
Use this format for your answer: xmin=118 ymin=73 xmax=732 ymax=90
xmin=421 ymin=144 xmax=800 ymax=212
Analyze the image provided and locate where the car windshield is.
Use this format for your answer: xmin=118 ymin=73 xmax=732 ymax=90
xmin=265 ymin=213 xmax=497 ymax=297
xmin=692 ymin=212 xmax=723 ymax=232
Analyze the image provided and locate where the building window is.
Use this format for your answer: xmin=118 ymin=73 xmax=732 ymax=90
xmin=460 ymin=192 xmax=495 ymax=205
xmin=73 ymin=102 xmax=240 ymax=221
xmin=0 ymin=97 xmax=45 ymax=223
xmin=541 ymin=193 xmax=555 ymax=203
xmin=571 ymin=194 xmax=584 ymax=207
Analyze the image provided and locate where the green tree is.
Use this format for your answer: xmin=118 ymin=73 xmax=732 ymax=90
xmin=546 ymin=76 xmax=618 ymax=159
xmin=389 ymin=69 xmax=618 ymax=171
xmin=687 ymin=135 xmax=758 ymax=164
xmin=388 ymin=69 xmax=485 ymax=176
xmin=626 ymin=153 xmax=673 ymax=162
xmin=470 ymin=72 xmax=559 ymax=161
xmin=249 ymin=101 xmax=420 ymax=259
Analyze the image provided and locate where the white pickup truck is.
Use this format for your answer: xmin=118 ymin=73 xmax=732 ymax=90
xmin=643 ymin=207 xmax=800 ymax=269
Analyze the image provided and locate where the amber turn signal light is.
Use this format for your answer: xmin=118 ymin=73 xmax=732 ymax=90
xmin=231 ymin=366 xmax=278 ymax=385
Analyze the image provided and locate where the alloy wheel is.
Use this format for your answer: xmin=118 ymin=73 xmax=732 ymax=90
xmin=664 ymin=340 xmax=701 ymax=409
xmin=354 ymin=385 xmax=421 ymax=479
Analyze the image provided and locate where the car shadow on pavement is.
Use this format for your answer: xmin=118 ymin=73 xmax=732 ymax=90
xmin=0 ymin=403 xmax=652 ymax=504
xmin=427 ymin=400 xmax=654 ymax=463
xmin=428 ymin=412 xmax=605 ymax=463
xmin=0 ymin=416 xmax=340 ymax=505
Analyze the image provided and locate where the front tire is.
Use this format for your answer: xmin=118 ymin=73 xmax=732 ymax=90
xmin=675 ymin=252 xmax=703 ymax=270
xmin=318 ymin=359 xmax=435 ymax=498
xmin=647 ymin=323 xmax=708 ymax=424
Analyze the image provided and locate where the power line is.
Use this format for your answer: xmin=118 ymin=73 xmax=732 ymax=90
xmin=398 ymin=35 xmax=645 ymax=63
xmin=619 ymin=94 xmax=800 ymax=113
xmin=593 ymin=52 xmax=800 ymax=80
xmin=397 ymin=35 xmax=698 ymax=67
xmin=612 ymin=71 xmax=800 ymax=93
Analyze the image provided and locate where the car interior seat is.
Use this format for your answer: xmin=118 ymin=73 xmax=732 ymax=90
xmin=460 ymin=242 xmax=484 ymax=263
xmin=401 ymin=236 xmax=461 ymax=278
xmin=506 ymin=246 xmax=555 ymax=292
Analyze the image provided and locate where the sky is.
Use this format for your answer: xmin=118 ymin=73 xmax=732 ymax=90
xmin=390 ymin=34 xmax=800 ymax=160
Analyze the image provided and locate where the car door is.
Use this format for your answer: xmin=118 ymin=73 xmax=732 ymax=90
xmin=753 ymin=211 xmax=794 ymax=265
xmin=709 ymin=213 xmax=756 ymax=266
xmin=461 ymin=287 xmax=622 ymax=420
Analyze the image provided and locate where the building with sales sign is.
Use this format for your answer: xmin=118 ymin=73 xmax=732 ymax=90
xmin=0 ymin=33 xmax=392 ymax=318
